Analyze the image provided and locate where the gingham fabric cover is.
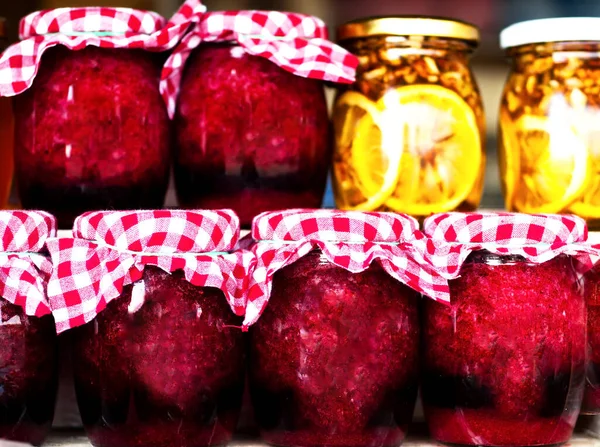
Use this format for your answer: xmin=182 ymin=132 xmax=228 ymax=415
xmin=160 ymin=2 xmax=359 ymax=117
xmin=421 ymin=212 xmax=596 ymax=299
xmin=0 ymin=211 xmax=56 ymax=317
xmin=0 ymin=3 xmax=206 ymax=97
xmin=245 ymin=209 xmax=444 ymax=328
xmin=46 ymin=210 xmax=253 ymax=333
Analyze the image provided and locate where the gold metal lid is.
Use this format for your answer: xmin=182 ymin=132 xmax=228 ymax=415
xmin=337 ymin=16 xmax=480 ymax=44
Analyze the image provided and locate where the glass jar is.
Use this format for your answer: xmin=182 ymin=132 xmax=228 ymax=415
xmin=0 ymin=18 xmax=13 ymax=209
xmin=73 ymin=267 xmax=245 ymax=447
xmin=249 ymin=250 xmax=420 ymax=447
xmin=499 ymin=18 xmax=600 ymax=228
xmin=583 ymin=264 xmax=600 ymax=414
xmin=0 ymin=298 xmax=57 ymax=446
xmin=333 ymin=17 xmax=485 ymax=217
xmin=422 ymin=251 xmax=585 ymax=446
xmin=174 ymin=42 xmax=330 ymax=227
xmin=13 ymin=45 xmax=171 ymax=228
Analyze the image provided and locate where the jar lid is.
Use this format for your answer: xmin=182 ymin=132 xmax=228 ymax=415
xmin=500 ymin=17 xmax=600 ymax=49
xmin=74 ymin=210 xmax=240 ymax=253
xmin=0 ymin=210 xmax=57 ymax=252
xmin=336 ymin=16 xmax=480 ymax=44
xmin=252 ymin=209 xmax=419 ymax=243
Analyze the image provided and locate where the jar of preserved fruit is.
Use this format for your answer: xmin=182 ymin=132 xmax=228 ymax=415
xmin=0 ymin=18 xmax=14 ymax=209
xmin=0 ymin=8 xmax=180 ymax=228
xmin=0 ymin=210 xmax=59 ymax=446
xmin=46 ymin=210 xmax=254 ymax=447
xmin=333 ymin=17 xmax=485 ymax=217
xmin=499 ymin=19 xmax=600 ymax=228
xmin=421 ymin=212 xmax=589 ymax=446
xmin=162 ymin=10 xmax=358 ymax=227
xmin=245 ymin=209 xmax=440 ymax=447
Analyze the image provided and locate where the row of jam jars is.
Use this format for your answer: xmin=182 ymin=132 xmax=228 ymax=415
xmin=331 ymin=17 xmax=486 ymax=218
xmin=0 ymin=210 xmax=59 ymax=446
xmin=0 ymin=4 xmax=357 ymax=229
xmin=499 ymin=18 xmax=600 ymax=229
xmin=45 ymin=210 xmax=252 ymax=447
xmin=420 ymin=212 xmax=591 ymax=446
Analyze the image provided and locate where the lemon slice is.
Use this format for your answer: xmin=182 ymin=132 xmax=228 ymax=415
xmin=512 ymin=115 xmax=590 ymax=214
xmin=569 ymin=118 xmax=600 ymax=219
xmin=333 ymin=91 xmax=401 ymax=211
xmin=380 ymin=85 xmax=482 ymax=216
xmin=499 ymin=109 xmax=520 ymax=210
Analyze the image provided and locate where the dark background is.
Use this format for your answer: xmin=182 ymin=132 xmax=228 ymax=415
xmin=2 ymin=0 xmax=598 ymax=208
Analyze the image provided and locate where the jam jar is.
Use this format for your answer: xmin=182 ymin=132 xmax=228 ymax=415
xmin=247 ymin=210 xmax=425 ymax=447
xmin=333 ymin=17 xmax=485 ymax=217
xmin=421 ymin=213 xmax=587 ymax=446
xmin=46 ymin=210 xmax=250 ymax=447
xmin=0 ymin=18 xmax=13 ymax=209
xmin=0 ymin=210 xmax=59 ymax=446
xmin=6 ymin=8 xmax=171 ymax=228
xmin=499 ymin=18 xmax=600 ymax=227
xmin=583 ymin=263 xmax=600 ymax=414
xmin=171 ymin=11 xmax=351 ymax=227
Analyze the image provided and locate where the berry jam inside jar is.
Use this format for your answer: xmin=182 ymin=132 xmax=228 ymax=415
xmin=175 ymin=42 xmax=330 ymax=227
xmin=583 ymin=264 xmax=600 ymax=414
xmin=73 ymin=267 xmax=245 ymax=447
xmin=249 ymin=250 xmax=420 ymax=447
xmin=7 ymin=7 xmax=172 ymax=228
xmin=0 ymin=298 xmax=58 ymax=446
xmin=422 ymin=251 xmax=585 ymax=446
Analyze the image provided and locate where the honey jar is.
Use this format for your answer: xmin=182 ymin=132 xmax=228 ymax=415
xmin=332 ymin=17 xmax=486 ymax=218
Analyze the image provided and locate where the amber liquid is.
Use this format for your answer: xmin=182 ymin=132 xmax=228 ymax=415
xmin=0 ymin=97 xmax=13 ymax=209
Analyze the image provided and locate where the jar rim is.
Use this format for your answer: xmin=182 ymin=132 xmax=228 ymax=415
xmin=336 ymin=16 xmax=479 ymax=45
xmin=500 ymin=17 xmax=600 ymax=49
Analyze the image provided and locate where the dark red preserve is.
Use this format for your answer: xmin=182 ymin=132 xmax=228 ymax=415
xmin=73 ymin=267 xmax=245 ymax=447
xmin=0 ymin=299 xmax=58 ymax=446
xmin=175 ymin=43 xmax=330 ymax=227
xmin=422 ymin=251 xmax=585 ymax=446
xmin=583 ymin=264 xmax=600 ymax=414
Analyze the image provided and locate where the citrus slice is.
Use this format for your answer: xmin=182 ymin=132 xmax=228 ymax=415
xmin=380 ymin=84 xmax=482 ymax=216
xmin=333 ymin=91 xmax=402 ymax=211
xmin=499 ymin=108 xmax=520 ymax=210
xmin=512 ymin=114 xmax=590 ymax=214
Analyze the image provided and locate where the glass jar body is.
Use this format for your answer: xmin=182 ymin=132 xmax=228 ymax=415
xmin=73 ymin=267 xmax=245 ymax=447
xmin=14 ymin=46 xmax=171 ymax=228
xmin=422 ymin=252 xmax=585 ymax=446
xmin=500 ymin=42 xmax=600 ymax=227
xmin=583 ymin=264 xmax=600 ymax=414
xmin=0 ymin=28 xmax=13 ymax=209
xmin=333 ymin=35 xmax=485 ymax=217
xmin=249 ymin=250 xmax=420 ymax=447
xmin=0 ymin=298 xmax=58 ymax=446
xmin=174 ymin=43 xmax=331 ymax=228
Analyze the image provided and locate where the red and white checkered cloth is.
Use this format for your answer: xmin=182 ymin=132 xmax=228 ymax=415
xmin=160 ymin=4 xmax=359 ymax=117
xmin=46 ymin=210 xmax=254 ymax=333
xmin=244 ymin=209 xmax=444 ymax=328
xmin=421 ymin=212 xmax=596 ymax=300
xmin=0 ymin=3 xmax=206 ymax=97
xmin=0 ymin=211 xmax=56 ymax=317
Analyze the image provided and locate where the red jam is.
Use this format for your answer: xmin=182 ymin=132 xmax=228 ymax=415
xmin=72 ymin=267 xmax=245 ymax=447
xmin=14 ymin=46 xmax=171 ymax=228
xmin=0 ymin=298 xmax=58 ymax=446
xmin=174 ymin=43 xmax=331 ymax=227
xmin=249 ymin=251 xmax=419 ymax=447
xmin=583 ymin=264 xmax=600 ymax=414
xmin=422 ymin=252 xmax=586 ymax=446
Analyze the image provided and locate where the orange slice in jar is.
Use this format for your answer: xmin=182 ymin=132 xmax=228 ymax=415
xmin=379 ymin=84 xmax=482 ymax=216
xmin=333 ymin=91 xmax=402 ymax=211
xmin=499 ymin=109 xmax=520 ymax=211
xmin=512 ymin=114 xmax=590 ymax=214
